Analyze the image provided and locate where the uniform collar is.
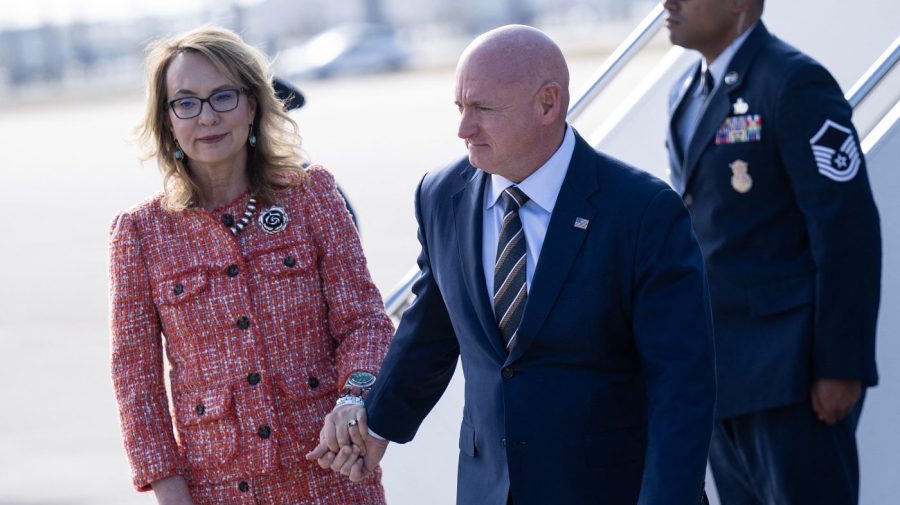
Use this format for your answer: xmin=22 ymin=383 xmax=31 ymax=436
xmin=702 ymin=21 xmax=758 ymax=93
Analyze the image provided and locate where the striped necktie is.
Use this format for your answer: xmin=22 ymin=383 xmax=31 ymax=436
xmin=494 ymin=186 xmax=529 ymax=350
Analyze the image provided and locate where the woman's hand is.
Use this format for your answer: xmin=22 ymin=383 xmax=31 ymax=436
xmin=151 ymin=475 xmax=195 ymax=505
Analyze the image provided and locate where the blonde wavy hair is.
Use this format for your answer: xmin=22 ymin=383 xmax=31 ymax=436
xmin=138 ymin=26 xmax=308 ymax=211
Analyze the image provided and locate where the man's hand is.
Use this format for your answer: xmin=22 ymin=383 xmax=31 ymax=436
xmin=323 ymin=404 xmax=369 ymax=453
xmin=349 ymin=436 xmax=389 ymax=482
xmin=810 ymin=378 xmax=861 ymax=425
xmin=305 ymin=404 xmax=368 ymax=471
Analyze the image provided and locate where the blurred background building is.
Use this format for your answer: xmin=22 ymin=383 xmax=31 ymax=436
xmin=1 ymin=2 xmax=897 ymax=504
xmin=0 ymin=0 xmax=653 ymax=101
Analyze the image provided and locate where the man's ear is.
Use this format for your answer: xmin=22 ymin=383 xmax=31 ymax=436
xmin=537 ymin=82 xmax=562 ymax=123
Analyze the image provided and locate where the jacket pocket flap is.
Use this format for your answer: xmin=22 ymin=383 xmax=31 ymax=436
xmin=276 ymin=359 xmax=338 ymax=400
xmin=175 ymin=384 xmax=234 ymax=426
xmin=256 ymin=243 xmax=316 ymax=275
xmin=153 ymin=269 xmax=209 ymax=306
xmin=746 ymin=275 xmax=814 ymax=317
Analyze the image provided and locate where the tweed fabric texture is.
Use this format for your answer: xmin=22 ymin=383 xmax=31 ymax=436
xmin=190 ymin=465 xmax=384 ymax=504
xmin=109 ymin=165 xmax=391 ymax=502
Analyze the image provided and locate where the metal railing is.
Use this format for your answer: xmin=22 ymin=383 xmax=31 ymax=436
xmin=383 ymin=24 xmax=900 ymax=322
xmin=845 ymin=35 xmax=900 ymax=108
xmin=383 ymin=5 xmax=670 ymax=319
xmin=384 ymin=265 xmax=420 ymax=320
xmin=567 ymin=3 xmax=667 ymax=122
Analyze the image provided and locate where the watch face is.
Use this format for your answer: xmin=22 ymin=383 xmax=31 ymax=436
xmin=347 ymin=371 xmax=376 ymax=388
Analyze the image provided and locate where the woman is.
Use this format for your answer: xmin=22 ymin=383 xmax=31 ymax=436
xmin=109 ymin=26 xmax=391 ymax=504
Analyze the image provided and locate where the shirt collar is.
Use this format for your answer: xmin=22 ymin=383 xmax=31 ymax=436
xmin=486 ymin=125 xmax=575 ymax=214
xmin=702 ymin=21 xmax=757 ymax=90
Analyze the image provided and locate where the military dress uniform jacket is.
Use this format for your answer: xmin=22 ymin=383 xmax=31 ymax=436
xmin=667 ymin=22 xmax=881 ymax=419
xmin=109 ymin=166 xmax=392 ymax=500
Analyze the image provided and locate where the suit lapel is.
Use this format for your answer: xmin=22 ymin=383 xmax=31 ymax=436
xmin=681 ymin=82 xmax=729 ymax=187
xmin=507 ymin=133 xmax=600 ymax=364
xmin=668 ymin=64 xmax=701 ymax=167
xmin=452 ymin=167 xmax=508 ymax=358
xmin=682 ymin=22 xmax=770 ymax=190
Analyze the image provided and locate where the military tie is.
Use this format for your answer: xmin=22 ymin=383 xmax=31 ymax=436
xmin=701 ymin=68 xmax=715 ymax=97
xmin=678 ymin=68 xmax=716 ymax=156
xmin=494 ymin=186 xmax=529 ymax=350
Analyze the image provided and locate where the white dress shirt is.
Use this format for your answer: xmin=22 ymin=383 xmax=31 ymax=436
xmin=482 ymin=125 xmax=576 ymax=300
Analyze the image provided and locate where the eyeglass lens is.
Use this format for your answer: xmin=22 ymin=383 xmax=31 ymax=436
xmin=170 ymin=89 xmax=239 ymax=119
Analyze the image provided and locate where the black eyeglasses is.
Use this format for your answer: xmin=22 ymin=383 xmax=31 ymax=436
xmin=168 ymin=88 xmax=242 ymax=119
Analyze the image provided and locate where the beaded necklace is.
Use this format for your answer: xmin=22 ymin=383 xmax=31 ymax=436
xmin=228 ymin=196 xmax=257 ymax=235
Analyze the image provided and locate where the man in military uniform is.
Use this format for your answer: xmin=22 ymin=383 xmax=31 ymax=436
xmin=663 ymin=0 xmax=881 ymax=504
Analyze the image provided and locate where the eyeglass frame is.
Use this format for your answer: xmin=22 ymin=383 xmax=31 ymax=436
xmin=167 ymin=88 xmax=244 ymax=119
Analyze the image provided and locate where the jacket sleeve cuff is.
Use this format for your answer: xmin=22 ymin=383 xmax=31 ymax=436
xmin=132 ymin=462 xmax=186 ymax=493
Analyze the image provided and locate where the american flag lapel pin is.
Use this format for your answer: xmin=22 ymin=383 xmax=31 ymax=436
xmin=573 ymin=217 xmax=589 ymax=230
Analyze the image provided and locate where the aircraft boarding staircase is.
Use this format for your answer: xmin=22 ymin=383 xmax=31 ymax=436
xmin=381 ymin=3 xmax=900 ymax=503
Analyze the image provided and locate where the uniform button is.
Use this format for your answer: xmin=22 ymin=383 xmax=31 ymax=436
xmin=247 ymin=372 xmax=261 ymax=386
xmin=257 ymin=424 xmax=271 ymax=439
xmin=195 ymin=403 xmax=205 ymax=416
xmin=237 ymin=316 xmax=250 ymax=330
xmin=283 ymin=255 xmax=296 ymax=268
xmin=226 ymin=264 xmax=239 ymax=277
xmin=221 ymin=213 xmax=235 ymax=227
xmin=683 ymin=193 xmax=694 ymax=206
xmin=173 ymin=284 xmax=184 ymax=295
xmin=501 ymin=438 xmax=507 ymax=447
xmin=501 ymin=367 xmax=515 ymax=379
xmin=308 ymin=377 xmax=320 ymax=388
xmin=238 ymin=481 xmax=249 ymax=492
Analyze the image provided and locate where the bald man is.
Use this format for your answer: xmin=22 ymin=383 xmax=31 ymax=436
xmin=311 ymin=25 xmax=715 ymax=505
xmin=663 ymin=1 xmax=880 ymax=504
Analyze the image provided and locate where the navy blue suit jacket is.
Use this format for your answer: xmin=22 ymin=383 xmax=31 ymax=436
xmin=367 ymin=133 xmax=716 ymax=505
xmin=667 ymin=23 xmax=881 ymax=419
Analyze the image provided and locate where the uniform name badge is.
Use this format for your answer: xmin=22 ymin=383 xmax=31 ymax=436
xmin=730 ymin=159 xmax=752 ymax=193
xmin=715 ymin=114 xmax=762 ymax=145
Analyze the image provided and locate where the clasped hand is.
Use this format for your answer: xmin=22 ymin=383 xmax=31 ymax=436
xmin=810 ymin=378 xmax=861 ymax=425
xmin=305 ymin=404 xmax=388 ymax=482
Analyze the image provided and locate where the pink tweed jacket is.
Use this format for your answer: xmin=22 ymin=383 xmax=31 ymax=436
xmin=109 ymin=166 xmax=392 ymax=499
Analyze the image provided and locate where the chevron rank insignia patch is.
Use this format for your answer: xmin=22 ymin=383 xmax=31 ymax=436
xmin=809 ymin=119 xmax=861 ymax=182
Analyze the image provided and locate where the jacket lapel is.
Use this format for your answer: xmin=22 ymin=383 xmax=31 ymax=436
xmin=506 ymin=133 xmax=600 ymax=364
xmin=681 ymin=81 xmax=730 ymax=188
xmin=682 ymin=22 xmax=769 ymax=189
xmin=668 ymin=64 xmax=701 ymax=167
xmin=452 ymin=167 xmax=508 ymax=358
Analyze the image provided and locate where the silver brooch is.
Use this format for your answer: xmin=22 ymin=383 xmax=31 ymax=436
xmin=259 ymin=205 xmax=289 ymax=234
